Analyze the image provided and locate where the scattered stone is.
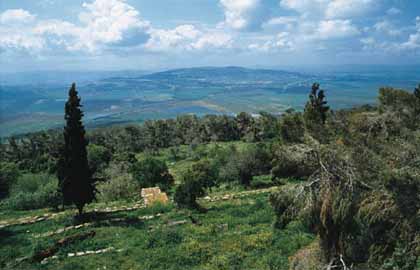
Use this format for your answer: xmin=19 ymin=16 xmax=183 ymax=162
xmin=167 ymin=220 xmax=188 ymax=227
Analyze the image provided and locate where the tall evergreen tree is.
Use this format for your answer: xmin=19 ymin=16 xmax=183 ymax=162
xmin=58 ymin=83 xmax=95 ymax=215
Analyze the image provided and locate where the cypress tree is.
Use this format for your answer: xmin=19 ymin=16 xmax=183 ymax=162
xmin=58 ymin=83 xmax=95 ymax=215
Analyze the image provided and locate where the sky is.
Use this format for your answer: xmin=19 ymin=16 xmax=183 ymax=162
xmin=0 ymin=0 xmax=419 ymax=72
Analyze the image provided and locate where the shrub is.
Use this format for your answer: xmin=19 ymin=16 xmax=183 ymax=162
xmin=382 ymin=244 xmax=418 ymax=270
xmin=4 ymin=173 xmax=61 ymax=210
xmin=384 ymin=168 xmax=420 ymax=221
xmin=97 ymin=162 xmax=139 ymax=202
xmin=250 ymin=175 xmax=274 ymax=189
xmin=219 ymin=144 xmax=272 ymax=187
xmin=0 ymin=162 xmax=19 ymax=199
xmin=378 ymin=87 xmax=416 ymax=113
xmin=87 ymin=144 xmax=111 ymax=175
xmin=280 ymin=112 xmax=305 ymax=143
xmin=131 ymin=157 xmax=174 ymax=191
xmin=269 ymin=187 xmax=298 ymax=229
xmin=271 ymin=144 xmax=317 ymax=180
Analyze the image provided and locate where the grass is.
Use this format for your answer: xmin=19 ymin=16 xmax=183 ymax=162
xmin=0 ymin=187 xmax=315 ymax=270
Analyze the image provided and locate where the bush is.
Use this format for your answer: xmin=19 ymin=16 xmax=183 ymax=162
xmin=251 ymin=175 xmax=274 ymax=189
xmin=97 ymin=162 xmax=139 ymax=202
xmin=131 ymin=157 xmax=174 ymax=191
xmin=0 ymin=162 xmax=19 ymax=199
xmin=280 ymin=112 xmax=305 ymax=143
xmin=190 ymin=159 xmax=218 ymax=190
xmin=271 ymin=144 xmax=317 ymax=180
xmin=87 ymin=144 xmax=111 ymax=175
xmin=4 ymin=173 xmax=61 ymax=210
xmin=269 ymin=187 xmax=298 ymax=229
xmin=384 ymin=168 xmax=420 ymax=221
xmin=174 ymin=170 xmax=206 ymax=209
xmin=219 ymin=144 xmax=272 ymax=187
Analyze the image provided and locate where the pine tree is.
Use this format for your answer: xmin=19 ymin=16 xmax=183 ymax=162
xmin=414 ymin=84 xmax=420 ymax=115
xmin=58 ymin=83 xmax=95 ymax=215
xmin=304 ymin=83 xmax=330 ymax=129
xmin=414 ymin=84 xmax=420 ymax=100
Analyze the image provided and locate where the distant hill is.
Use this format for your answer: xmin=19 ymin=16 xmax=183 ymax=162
xmin=140 ymin=66 xmax=305 ymax=82
xmin=1 ymin=65 xmax=419 ymax=137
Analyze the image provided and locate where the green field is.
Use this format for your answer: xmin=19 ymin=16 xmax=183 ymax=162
xmin=0 ymin=183 xmax=314 ymax=270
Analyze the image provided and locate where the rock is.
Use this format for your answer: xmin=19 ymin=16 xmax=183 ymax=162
xmin=167 ymin=220 xmax=188 ymax=227
xmin=141 ymin=187 xmax=169 ymax=206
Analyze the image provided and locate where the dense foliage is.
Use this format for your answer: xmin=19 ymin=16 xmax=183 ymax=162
xmin=131 ymin=157 xmax=174 ymax=192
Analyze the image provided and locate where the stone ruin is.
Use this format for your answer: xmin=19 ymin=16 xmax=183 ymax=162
xmin=140 ymin=187 xmax=169 ymax=206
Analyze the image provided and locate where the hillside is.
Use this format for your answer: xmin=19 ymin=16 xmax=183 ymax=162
xmin=1 ymin=83 xmax=420 ymax=269
xmin=0 ymin=183 xmax=314 ymax=270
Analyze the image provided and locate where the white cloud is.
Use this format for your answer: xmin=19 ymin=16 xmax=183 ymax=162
xmin=280 ymin=0 xmax=327 ymax=14
xmin=0 ymin=9 xmax=36 ymax=24
xmin=0 ymin=9 xmax=44 ymax=51
xmin=144 ymin=25 xmax=200 ymax=51
xmin=317 ymin=19 xmax=360 ymax=39
xmin=266 ymin=16 xmax=298 ymax=26
xmin=399 ymin=17 xmax=420 ymax=50
xmin=280 ymin=0 xmax=377 ymax=19
xmin=248 ymin=32 xmax=294 ymax=51
xmin=35 ymin=0 xmax=151 ymax=52
xmin=145 ymin=25 xmax=232 ymax=51
xmin=219 ymin=0 xmax=266 ymax=31
xmin=373 ymin=20 xmax=401 ymax=36
xmin=0 ymin=0 xmax=151 ymax=53
xmin=325 ymin=0 xmax=376 ymax=19
xmin=0 ymin=29 xmax=45 ymax=51
xmin=192 ymin=32 xmax=233 ymax=50
xmin=1 ymin=0 xmax=234 ymax=54
xmin=362 ymin=17 xmax=420 ymax=52
xmin=386 ymin=7 xmax=401 ymax=16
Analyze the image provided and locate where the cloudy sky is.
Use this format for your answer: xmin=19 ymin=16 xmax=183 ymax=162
xmin=1 ymin=0 xmax=419 ymax=71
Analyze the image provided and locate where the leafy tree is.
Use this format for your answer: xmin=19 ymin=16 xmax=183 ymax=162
xmin=279 ymin=112 xmax=305 ymax=143
xmin=190 ymin=160 xmax=218 ymax=190
xmin=257 ymin=112 xmax=280 ymax=140
xmin=174 ymin=171 xmax=206 ymax=210
xmin=58 ymin=83 xmax=96 ymax=215
xmin=220 ymin=144 xmax=271 ymax=187
xmin=87 ymin=144 xmax=111 ymax=175
xmin=97 ymin=162 xmax=138 ymax=202
xmin=304 ymin=83 xmax=330 ymax=127
xmin=131 ymin=157 xmax=174 ymax=191
xmin=235 ymin=112 xmax=253 ymax=138
xmin=5 ymin=173 xmax=61 ymax=210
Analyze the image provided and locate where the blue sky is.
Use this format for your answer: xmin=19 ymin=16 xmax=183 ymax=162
xmin=0 ymin=0 xmax=419 ymax=71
